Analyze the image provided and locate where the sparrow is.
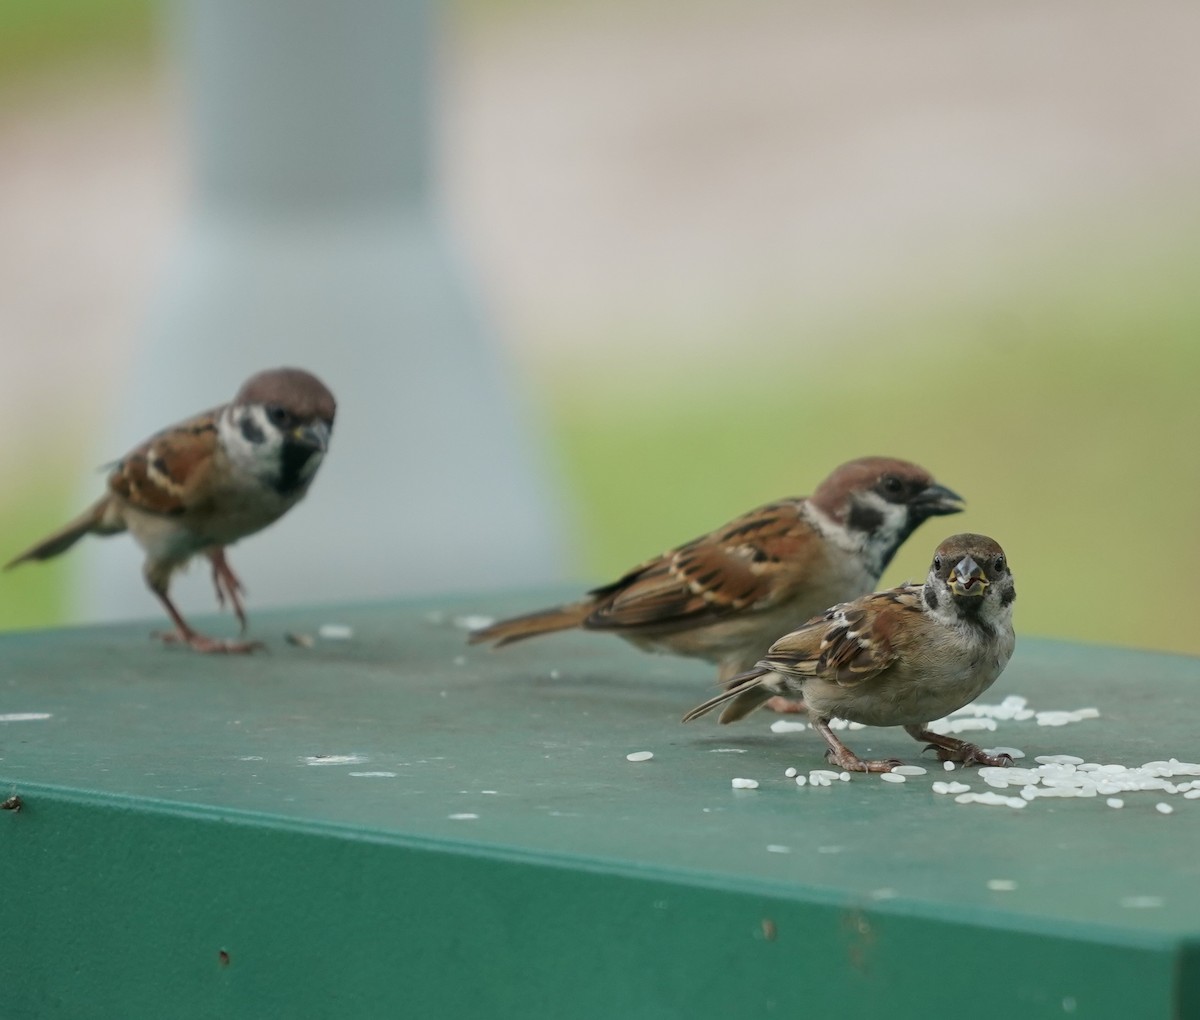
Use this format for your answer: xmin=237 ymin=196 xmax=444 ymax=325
xmin=469 ymin=457 xmax=964 ymax=689
xmin=5 ymin=367 xmax=335 ymax=653
xmin=682 ymin=533 xmax=1017 ymax=772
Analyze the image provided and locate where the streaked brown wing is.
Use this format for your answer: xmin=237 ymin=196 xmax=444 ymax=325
xmin=584 ymin=500 xmax=814 ymax=630
xmin=762 ymin=585 xmax=924 ymax=686
xmin=107 ymin=408 xmax=222 ymax=516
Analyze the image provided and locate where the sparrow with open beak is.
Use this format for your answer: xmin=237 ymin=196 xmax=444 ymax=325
xmin=5 ymin=367 xmax=335 ymax=653
xmin=470 ymin=457 xmax=964 ymax=688
xmin=682 ymin=533 xmax=1017 ymax=772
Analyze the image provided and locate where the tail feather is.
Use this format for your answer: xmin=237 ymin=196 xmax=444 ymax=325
xmin=681 ymin=666 xmax=774 ymax=724
xmin=4 ymin=497 xmax=120 ymax=569
xmin=467 ymin=602 xmax=593 ymax=648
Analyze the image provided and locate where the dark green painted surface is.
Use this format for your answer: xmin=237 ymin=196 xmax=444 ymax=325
xmin=1 ymin=592 xmax=1198 ymax=1018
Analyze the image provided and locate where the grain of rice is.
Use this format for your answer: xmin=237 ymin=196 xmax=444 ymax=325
xmin=625 ymin=751 xmax=654 ymax=762
xmin=452 ymin=615 xmax=495 ymax=631
xmin=784 ymin=767 xmax=798 ymax=778
xmin=880 ymin=772 xmax=906 ymax=784
xmin=1106 ymin=798 xmax=1124 ymax=808
xmin=1120 ymin=896 xmax=1163 ymax=909
xmin=932 ymin=781 xmax=970 ymax=795
xmin=731 ymin=778 xmax=759 ymax=790
xmin=892 ymin=765 xmax=927 ymax=776
xmin=1156 ymin=802 xmax=1174 ymax=815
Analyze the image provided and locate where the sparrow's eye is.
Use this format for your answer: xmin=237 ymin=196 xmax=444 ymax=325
xmin=882 ymin=476 xmax=903 ymax=495
xmin=993 ymin=555 xmax=1005 ymax=572
xmin=266 ymin=405 xmax=292 ymax=429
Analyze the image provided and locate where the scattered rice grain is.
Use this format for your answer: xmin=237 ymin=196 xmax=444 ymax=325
xmin=453 ymin=615 xmax=495 ymax=631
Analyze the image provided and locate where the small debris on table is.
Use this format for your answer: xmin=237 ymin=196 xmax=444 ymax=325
xmin=453 ymin=615 xmax=496 ymax=632
xmin=303 ymin=754 xmax=368 ymax=766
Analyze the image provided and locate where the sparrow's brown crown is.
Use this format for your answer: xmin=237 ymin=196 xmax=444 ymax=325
xmin=235 ymin=368 xmax=336 ymax=425
xmin=809 ymin=456 xmax=961 ymax=519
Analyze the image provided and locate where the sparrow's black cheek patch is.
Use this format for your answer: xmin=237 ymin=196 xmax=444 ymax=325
xmin=239 ymin=415 xmax=265 ymax=445
xmin=847 ymin=503 xmax=884 ymax=534
xmin=276 ymin=443 xmax=317 ymax=495
xmin=923 ymin=585 xmax=939 ymax=611
xmin=1000 ymin=586 xmax=1016 ymax=607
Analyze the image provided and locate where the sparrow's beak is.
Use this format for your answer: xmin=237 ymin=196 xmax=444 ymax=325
xmin=912 ymin=483 xmax=965 ymax=517
xmin=949 ymin=555 xmax=988 ymax=597
xmin=291 ymin=421 xmax=331 ymax=453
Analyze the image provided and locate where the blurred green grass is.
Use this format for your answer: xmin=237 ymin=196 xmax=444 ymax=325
xmin=0 ymin=0 xmax=157 ymax=91
xmin=0 ymin=457 xmax=75 ymax=629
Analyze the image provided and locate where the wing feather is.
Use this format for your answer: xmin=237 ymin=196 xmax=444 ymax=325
xmin=107 ymin=409 xmax=221 ymax=516
xmin=584 ymin=500 xmax=818 ymax=631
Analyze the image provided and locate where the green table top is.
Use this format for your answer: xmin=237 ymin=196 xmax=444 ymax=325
xmin=2 ymin=591 xmax=1198 ymax=950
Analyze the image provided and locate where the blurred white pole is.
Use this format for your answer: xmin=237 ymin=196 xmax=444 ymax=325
xmin=77 ymin=0 xmax=569 ymax=622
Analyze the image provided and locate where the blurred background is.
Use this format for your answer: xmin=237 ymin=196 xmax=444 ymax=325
xmin=0 ymin=0 xmax=1197 ymax=654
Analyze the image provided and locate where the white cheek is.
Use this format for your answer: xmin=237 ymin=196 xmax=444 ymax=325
xmin=219 ymin=407 xmax=284 ymax=480
xmin=861 ymin=492 xmax=909 ymax=536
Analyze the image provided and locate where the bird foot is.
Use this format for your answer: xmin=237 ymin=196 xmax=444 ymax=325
xmin=823 ymin=747 xmax=905 ymax=773
xmin=155 ymin=630 xmax=264 ymax=655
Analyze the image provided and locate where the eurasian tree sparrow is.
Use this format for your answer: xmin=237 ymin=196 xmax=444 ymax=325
xmin=682 ymin=533 xmax=1017 ymax=772
xmin=5 ymin=367 xmax=335 ymax=653
xmin=470 ymin=457 xmax=964 ymax=685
